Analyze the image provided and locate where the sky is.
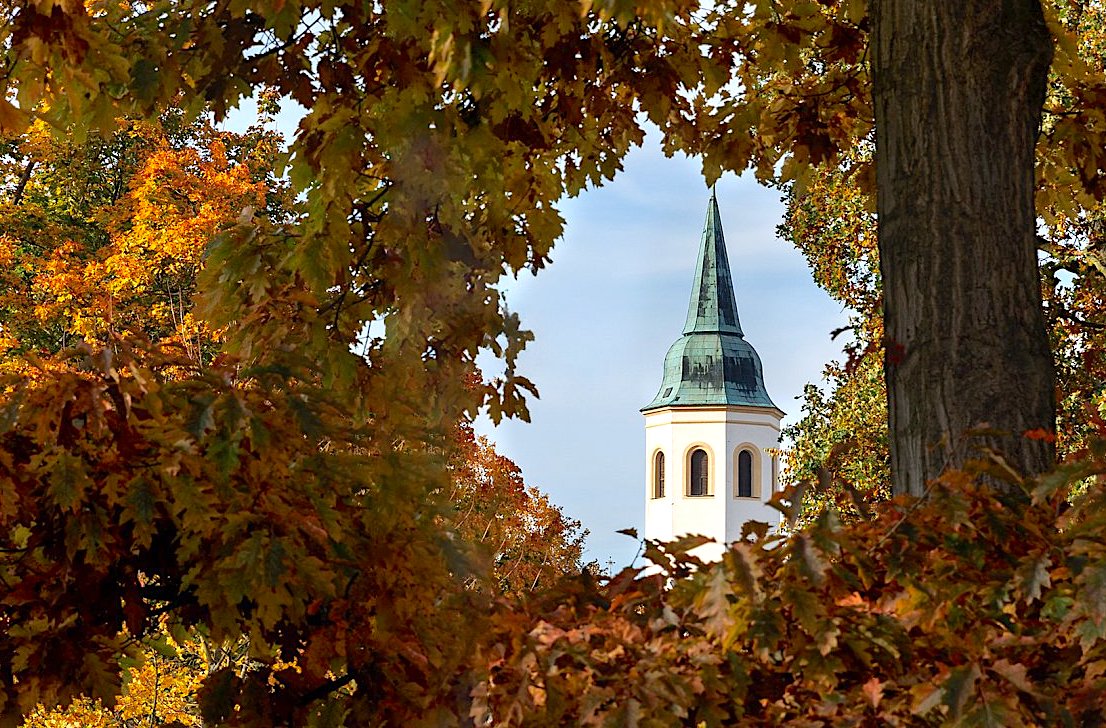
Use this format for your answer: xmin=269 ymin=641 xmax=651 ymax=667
xmin=473 ymin=130 xmax=851 ymax=570
xmin=225 ymin=103 xmax=850 ymax=571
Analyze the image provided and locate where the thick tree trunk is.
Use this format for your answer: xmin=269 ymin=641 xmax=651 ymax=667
xmin=870 ymin=0 xmax=1056 ymax=496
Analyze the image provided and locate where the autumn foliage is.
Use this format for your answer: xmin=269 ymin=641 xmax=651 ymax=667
xmin=0 ymin=114 xmax=585 ymax=723
xmin=449 ymin=423 xmax=588 ymax=598
xmin=476 ymin=455 xmax=1106 ymax=726
xmin=2 ymin=0 xmax=1106 ymax=725
xmin=0 ymin=115 xmax=285 ymax=370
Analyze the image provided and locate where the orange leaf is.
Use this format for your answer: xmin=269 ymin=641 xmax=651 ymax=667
xmin=1024 ymin=428 xmax=1056 ymax=443
xmin=862 ymin=676 xmax=884 ymax=709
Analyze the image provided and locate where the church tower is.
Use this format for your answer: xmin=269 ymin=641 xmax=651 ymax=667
xmin=642 ymin=190 xmax=784 ymax=559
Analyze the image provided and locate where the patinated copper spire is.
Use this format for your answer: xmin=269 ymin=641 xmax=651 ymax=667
xmin=643 ymin=191 xmax=778 ymax=412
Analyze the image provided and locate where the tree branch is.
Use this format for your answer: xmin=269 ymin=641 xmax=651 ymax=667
xmin=298 ymin=672 xmax=357 ymax=705
xmin=11 ymin=159 xmax=35 ymax=205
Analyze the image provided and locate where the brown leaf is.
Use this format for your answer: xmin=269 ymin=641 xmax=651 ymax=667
xmin=0 ymin=98 xmax=30 ymax=135
xmin=991 ymin=659 xmax=1034 ymax=695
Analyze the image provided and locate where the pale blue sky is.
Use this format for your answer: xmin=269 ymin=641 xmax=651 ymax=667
xmin=475 ymin=130 xmax=851 ymax=569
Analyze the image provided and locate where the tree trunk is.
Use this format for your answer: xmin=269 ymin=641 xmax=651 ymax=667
xmin=870 ymin=0 xmax=1055 ymax=496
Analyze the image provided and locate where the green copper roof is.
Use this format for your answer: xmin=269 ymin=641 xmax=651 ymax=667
xmin=642 ymin=191 xmax=779 ymax=413
xmin=684 ymin=190 xmax=743 ymax=337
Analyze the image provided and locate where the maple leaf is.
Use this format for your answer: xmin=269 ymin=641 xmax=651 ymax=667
xmin=861 ymin=676 xmax=883 ymax=709
xmin=1017 ymin=553 xmax=1052 ymax=603
xmin=694 ymin=566 xmax=734 ymax=640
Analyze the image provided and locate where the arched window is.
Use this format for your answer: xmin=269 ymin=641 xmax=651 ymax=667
xmin=737 ymin=450 xmax=753 ymax=498
xmin=653 ymin=451 xmax=665 ymax=498
xmin=689 ymin=448 xmax=709 ymax=496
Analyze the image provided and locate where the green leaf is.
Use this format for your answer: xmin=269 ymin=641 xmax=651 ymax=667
xmin=1018 ymin=554 xmax=1051 ymax=603
xmin=264 ymin=538 xmax=287 ymax=588
xmin=1042 ymin=594 xmax=1074 ymax=621
xmin=1077 ymin=619 xmax=1106 ymax=654
xmin=187 ymin=396 xmax=216 ymax=439
xmin=942 ymin=664 xmax=981 ymax=719
xmin=130 ymin=58 xmax=161 ymax=101
xmin=48 ymin=450 xmax=89 ymax=511
xmin=147 ymin=633 xmax=180 ymax=659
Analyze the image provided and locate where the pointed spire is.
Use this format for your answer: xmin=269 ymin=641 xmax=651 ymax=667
xmin=642 ymin=189 xmax=779 ymax=413
xmin=683 ymin=189 xmax=743 ymax=336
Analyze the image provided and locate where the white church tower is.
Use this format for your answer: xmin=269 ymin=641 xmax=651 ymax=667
xmin=642 ymin=190 xmax=784 ymax=559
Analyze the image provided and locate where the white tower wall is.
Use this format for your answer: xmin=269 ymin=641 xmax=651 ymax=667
xmin=644 ymin=406 xmax=782 ymax=560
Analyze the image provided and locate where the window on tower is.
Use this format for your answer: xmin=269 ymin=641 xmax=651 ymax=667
xmin=737 ymin=449 xmax=753 ymax=498
xmin=689 ymin=448 xmax=709 ymax=496
xmin=653 ymin=451 xmax=665 ymax=498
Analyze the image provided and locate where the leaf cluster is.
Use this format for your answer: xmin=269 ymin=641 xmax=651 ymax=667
xmin=0 ymin=340 xmax=493 ymax=724
xmin=475 ymin=454 xmax=1106 ymax=726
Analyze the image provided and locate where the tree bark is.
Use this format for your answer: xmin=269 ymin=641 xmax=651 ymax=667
xmin=870 ymin=0 xmax=1056 ymax=496
xmin=11 ymin=159 xmax=34 ymax=205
